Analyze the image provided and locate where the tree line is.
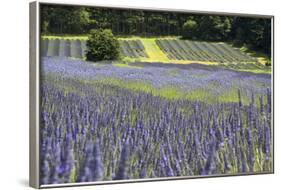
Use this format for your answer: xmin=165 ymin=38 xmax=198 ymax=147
xmin=40 ymin=4 xmax=272 ymax=55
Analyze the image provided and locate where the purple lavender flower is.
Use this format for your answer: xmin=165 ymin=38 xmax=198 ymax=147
xmin=39 ymin=60 xmax=272 ymax=184
xmin=201 ymin=140 xmax=216 ymax=175
xmin=114 ymin=141 xmax=130 ymax=180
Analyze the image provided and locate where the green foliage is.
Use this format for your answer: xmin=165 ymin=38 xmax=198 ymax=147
xmin=40 ymin=5 xmax=93 ymax=34
xmin=40 ymin=4 xmax=272 ymax=56
xmin=182 ymin=19 xmax=198 ymax=39
xmin=230 ymin=17 xmax=271 ymax=56
xmin=86 ymin=29 xmax=120 ymax=62
xmin=265 ymin=61 xmax=271 ymax=66
xmin=182 ymin=16 xmax=232 ymax=41
xmin=199 ymin=16 xmax=232 ymax=41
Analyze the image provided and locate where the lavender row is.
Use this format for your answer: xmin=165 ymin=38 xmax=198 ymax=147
xmin=41 ymin=39 xmax=86 ymax=58
xmin=119 ymin=40 xmax=148 ymax=58
xmin=41 ymin=39 xmax=148 ymax=59
xmin=156 ymin=39 xmax=257 ymax=64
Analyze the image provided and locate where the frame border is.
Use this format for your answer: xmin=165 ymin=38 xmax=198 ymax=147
xmin=30 ymin=1 xmax=40 ymax=188
xmin=29 ymin=1 xmax=275 ymax=189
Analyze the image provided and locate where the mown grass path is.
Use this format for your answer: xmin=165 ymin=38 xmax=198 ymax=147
xmin=140 ymin=38 xmax=169 ymax=62
xmin=120 ymin=37 xmax=219 ymax=65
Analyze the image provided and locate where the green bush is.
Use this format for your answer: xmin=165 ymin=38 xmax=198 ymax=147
xmin=86 ymin=29 xmax=120 ymax=62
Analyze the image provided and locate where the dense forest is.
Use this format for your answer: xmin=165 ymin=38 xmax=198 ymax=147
xmin=40 ymin=4 xmax=272 ymax=55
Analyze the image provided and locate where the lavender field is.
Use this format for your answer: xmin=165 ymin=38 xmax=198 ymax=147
xmin=36 ymin=4 xmax=274 ymax=187
xmin=40 ymin=57 xmax=272 ymax=185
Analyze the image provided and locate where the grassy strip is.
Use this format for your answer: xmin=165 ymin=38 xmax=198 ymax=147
xmin=233 ymin=68 xmax=271 ymax=74
xmin=78 ymin=77 xmax=252 ymax=104
xmin=120 ymin=38 xmax=219 ymax=65
xmin=138 ymin=38 xmax=170 ymax=62
xmin=112 ymin=63 xmax=143 ymax=69
xmin=45 ymin=72 xmax=264 ymax=106
xmin=42 ymin=35 xmax=177 ymax=41
xmin=42 ymin=35 xmax=89 ymax=40
xmin=239 ymin=46 xmax=271 ymax=65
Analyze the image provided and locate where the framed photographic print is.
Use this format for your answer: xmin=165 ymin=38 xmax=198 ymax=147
xmin=29 ymin=1 xmax=274 ymax=188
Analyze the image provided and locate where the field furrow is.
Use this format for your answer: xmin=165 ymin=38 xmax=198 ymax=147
xmin=156 ymin=39 xmax=257 ymax=64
